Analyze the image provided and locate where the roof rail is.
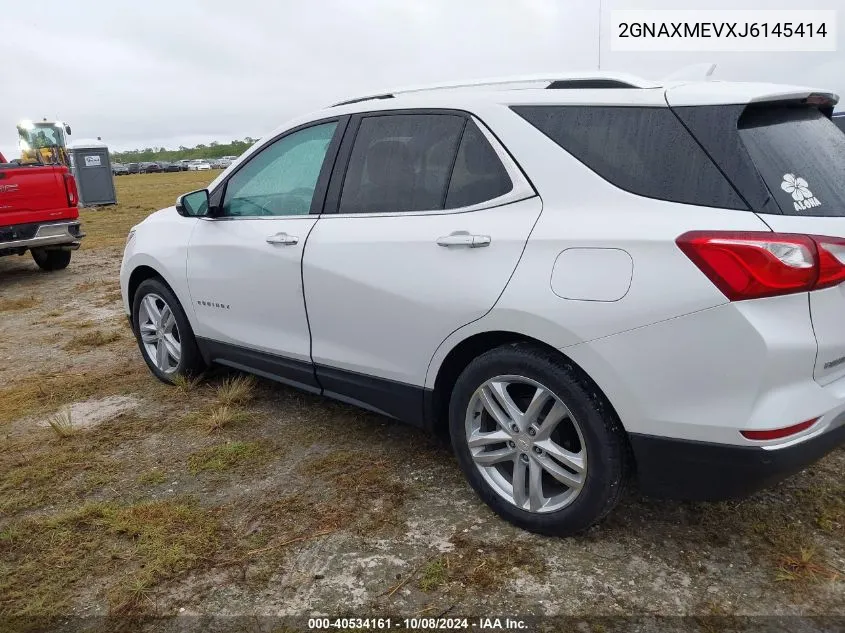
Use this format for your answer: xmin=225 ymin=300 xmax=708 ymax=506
xmin=329 ymin=71 xmax=659 ymax=107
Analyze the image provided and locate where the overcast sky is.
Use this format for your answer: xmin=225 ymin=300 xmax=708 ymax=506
xmin=1 ymin=0 xmax=842 ymax=158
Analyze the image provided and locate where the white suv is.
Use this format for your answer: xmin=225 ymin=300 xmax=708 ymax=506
xmin=120 ymin=72 xmax=845 ymax=535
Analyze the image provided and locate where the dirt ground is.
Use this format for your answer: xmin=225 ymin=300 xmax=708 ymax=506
xmin=0 ymin=173 xmax=843 ymax=631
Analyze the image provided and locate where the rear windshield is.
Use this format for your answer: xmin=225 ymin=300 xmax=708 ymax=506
xmin=739 ymin=106 xmax=845 ymax=216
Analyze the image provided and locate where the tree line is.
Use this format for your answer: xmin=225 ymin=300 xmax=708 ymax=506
xmin=110 ymin=137 xmax=259 ymax=163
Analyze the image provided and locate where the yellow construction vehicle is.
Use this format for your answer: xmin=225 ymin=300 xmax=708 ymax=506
xmin=16 ymin=118 xmax=72 ymax=166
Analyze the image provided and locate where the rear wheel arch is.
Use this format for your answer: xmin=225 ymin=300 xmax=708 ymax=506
xmin=430 ymin=331 xmax=629 ymax=441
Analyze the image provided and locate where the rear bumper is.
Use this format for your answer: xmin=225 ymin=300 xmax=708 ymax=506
xmin=0 ymin=221 xmax=84 ymax=254
xmin=630 ymin=417 xmax=845 ymax=500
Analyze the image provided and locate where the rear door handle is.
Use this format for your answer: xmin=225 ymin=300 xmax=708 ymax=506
xmin=436 ymin=231 xmax=491 ymax=248
xmin=266 ymin=232 xmax=299 ymax=246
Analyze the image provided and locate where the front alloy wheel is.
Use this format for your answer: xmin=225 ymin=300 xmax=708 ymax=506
xmin=466 ymin=375 xmax=587 ymax=513
xmin=137 ymin=292 xmax=182 ymax=374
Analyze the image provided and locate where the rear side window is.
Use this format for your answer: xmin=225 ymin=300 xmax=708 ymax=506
xmin=338 ymin=114 xmax=464 ymax=214
xmin=739 ymin=106 xmax=845 ymax=216
xmin=445 ymin=120 xmax=513 ymax=208
xmin=512 ymin=106 xmax=747 ymax=210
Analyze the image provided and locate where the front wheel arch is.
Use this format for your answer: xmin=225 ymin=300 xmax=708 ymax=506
xmin=127 ymin=265 xmax=166 ymax=310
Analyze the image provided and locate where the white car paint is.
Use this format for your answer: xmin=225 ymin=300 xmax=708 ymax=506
xmin=304 ymin=196 xmax=542 ymax=386
xmin=121 ymin=72 xmax=845 ymax=499
xmin=186 ymin=215 xmax=317 ymax=363
xmin=549 ymin=248 xmax=633 ymax=302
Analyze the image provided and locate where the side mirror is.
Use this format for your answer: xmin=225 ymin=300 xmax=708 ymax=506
xmin=176 ymin=189 xmax=210 ymax=217
xmin=64 ymin=125 xmax=71 ymax=135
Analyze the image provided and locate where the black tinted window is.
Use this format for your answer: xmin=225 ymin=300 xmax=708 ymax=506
xmin=739 ymin=106 xmax=845 ymax=217
xmin=339 ymin=114 xmax=464 ymax=214
xmin=512 ymin=106 xmax=746 ymax=210
xmin=445 ymin=120 xmax=512 ymax=208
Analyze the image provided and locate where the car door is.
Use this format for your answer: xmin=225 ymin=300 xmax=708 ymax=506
xmin=303 ymin=110 xmax=541 ymax=422
xmin=186 ymin=117 xmax=346 ymax=391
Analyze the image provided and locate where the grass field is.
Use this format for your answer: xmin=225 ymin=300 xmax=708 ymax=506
xmin=79 ymin=171 xmax=217 ymax=250
xmin=0 ymin=171 xmax=842 ymax=625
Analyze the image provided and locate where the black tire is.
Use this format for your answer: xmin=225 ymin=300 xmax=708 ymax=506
xmin=31 ymin=249 xmax=71 ymax=271
xmin=448 ymin=343 xmax=629 ymax=536
xmin=131 ymin=277 xmax=206 ymax=384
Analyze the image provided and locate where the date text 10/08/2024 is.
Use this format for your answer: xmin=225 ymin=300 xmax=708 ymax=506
xmin=307 ymin=617 xmax=528 ymax=630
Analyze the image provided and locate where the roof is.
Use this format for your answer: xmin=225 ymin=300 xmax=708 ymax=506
xmin=67 ymin=138 xmax=109 ymax=150
xmin=207 ymin=73 xmax=840 ymax=194
xmin=330 ymin=71 xmax=660 ymax=106
xmin=326 ymin=70 xmax=838 ymax=112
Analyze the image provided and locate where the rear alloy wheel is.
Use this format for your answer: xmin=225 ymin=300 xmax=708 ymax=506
xmin=449 ymin=343 xmax=628 ymax=536
xmin=132 ymin=278 xmax=205 ymax=383
xmin=466 ymin=375 xmax=587 ymax=513
xmin=31 ymin=249 xmax=71 ymax=271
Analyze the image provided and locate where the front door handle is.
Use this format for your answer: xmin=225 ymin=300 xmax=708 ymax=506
xmin=436 ymin=231 xmax=491 ymax=248
xmin=266 ymin=232 xmax=299 ymax=246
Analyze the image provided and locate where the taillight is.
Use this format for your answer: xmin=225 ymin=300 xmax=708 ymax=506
xmin=63 ymin=173 xmax=78 ymax=207
xmin=677 ymin=231 xmax=845 ymax=301
xmin=814 ymin=237 xmax=845 ymax=289
xmin=740 ymin=417 xmax=818 ymax=441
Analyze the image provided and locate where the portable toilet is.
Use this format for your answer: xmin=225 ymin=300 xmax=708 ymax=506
xmin=67 ymin=138 xmax=117 ymax=206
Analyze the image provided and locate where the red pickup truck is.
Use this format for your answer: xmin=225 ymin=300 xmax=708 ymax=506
xmin=0 ymin=151 xmax=84 ymax=270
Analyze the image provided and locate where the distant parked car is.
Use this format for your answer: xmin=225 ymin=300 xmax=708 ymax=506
xmin=127 ymin=163 xmax=141 ymax=174
xmin=112 ymin=163 xmax=129 ymax=176
xmin=187 ymin=160 xmax=212 ymax=171
xmin=177 ymin=160 xmax=191 ymax=171
xmin=210 ymin=158 xmax=232 ymax=169
xmin=160 ymin=162 xmax=183 ymax=173
xmin=140 ymin=162 xmax=162 ymax=174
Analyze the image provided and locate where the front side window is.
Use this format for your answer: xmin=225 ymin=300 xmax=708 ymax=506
xmin=221 ymin=121 xmax=337 ymax=217
xmin=338 ymin=114 xmax=465 ymax=214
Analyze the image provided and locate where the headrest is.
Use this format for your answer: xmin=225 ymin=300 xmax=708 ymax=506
xmin=365 ymin=140 xmax=411 ymax=186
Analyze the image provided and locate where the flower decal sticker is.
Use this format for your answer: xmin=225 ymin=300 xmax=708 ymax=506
xmin=781 ymin=173 xmax=822 ymax=212
xmin=781 ymin=173 xmax=813 ymax=201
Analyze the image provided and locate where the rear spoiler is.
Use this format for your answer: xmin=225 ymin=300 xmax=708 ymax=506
xmin=665 ymin=82 xmax=840 ymax=110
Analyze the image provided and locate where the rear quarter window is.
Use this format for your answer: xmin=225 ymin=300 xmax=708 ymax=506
xmin=511 ymin=105 xmax=747 ymax=210
xmin=445 ymin=120 xmax=512 ymax=209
